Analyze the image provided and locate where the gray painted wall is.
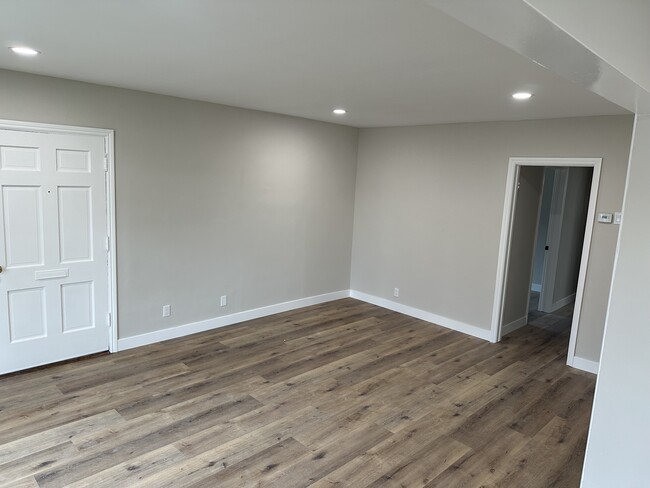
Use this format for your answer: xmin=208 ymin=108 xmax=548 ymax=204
xmin=502 ymin=166 xmax=544 ymax=326
xmin=0 ymin=68 xmax=634 ymax=364
xmin=531 ymin=168 xmax=555 ymax=289
xmin=552 ymin=167 xmax=592 ymax=304
xmin=582 ymin=115 xmax=650 ymax=486
xmin=0 ymin=69 xmax=359 ymax=339
xmin=351 ymin=115 xmax=633 ymax=362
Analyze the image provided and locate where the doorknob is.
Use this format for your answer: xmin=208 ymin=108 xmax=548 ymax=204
xmin=0 ymin=265 xmax=3 ymax=273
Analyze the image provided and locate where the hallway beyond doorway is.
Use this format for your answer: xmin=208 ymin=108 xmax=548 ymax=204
xmin=528 ymin=291 xmax=574 ymax=335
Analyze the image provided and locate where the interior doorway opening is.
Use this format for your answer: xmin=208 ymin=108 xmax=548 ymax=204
xmin=491 ymin=158 xmax=602 ymax=369
xmin=527 ymin=166 xmax=592 ymax=335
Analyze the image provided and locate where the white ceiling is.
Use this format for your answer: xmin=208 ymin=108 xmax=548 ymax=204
xmin=0 ymin=0 xmax=629 ymax=127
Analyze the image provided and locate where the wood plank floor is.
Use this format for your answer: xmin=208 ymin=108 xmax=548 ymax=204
xmin=0 ymin=298 xmax=595 ymax=487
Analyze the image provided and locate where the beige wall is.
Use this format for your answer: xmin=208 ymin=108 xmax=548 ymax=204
xmin=351 ymin=115 xmax=633 ymax=362
xmin=552 ymin=167 xmax=591 ymax=304
xmin=531 ymin=168 xmax=554 ymax=288
xmin=0 ymin=69 xmax=359 ymax=339
xmin=582 ymin=115 xmax=650 ymax=486
xmin=0 ymin=68 xmax=634 ymax=363
xmin=502 ymin=166 xmax=543 ymax=326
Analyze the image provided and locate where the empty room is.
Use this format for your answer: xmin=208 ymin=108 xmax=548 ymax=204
xmin=0 ymin=1 xmax=648 ymax=487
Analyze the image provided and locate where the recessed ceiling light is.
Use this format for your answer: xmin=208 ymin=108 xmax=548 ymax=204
xmin=332 ymin=108 xmax=347 ymax=115
xmin=512 ymin=92 xmax=533 ymax=100
xmin=9 ymin=46 xmax=40 ymax=56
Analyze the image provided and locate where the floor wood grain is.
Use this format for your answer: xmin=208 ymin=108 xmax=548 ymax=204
xmin=0 ymin=298 xmax=595 ymax=487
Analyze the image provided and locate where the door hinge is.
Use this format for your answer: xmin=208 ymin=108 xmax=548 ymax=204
xmin=105 ymin=236 xmax=110 ymax=252
xmin=104 ymin=154 xmax=109 ymax=171
xmin=107 ymin=312 xmax=112 ymax=328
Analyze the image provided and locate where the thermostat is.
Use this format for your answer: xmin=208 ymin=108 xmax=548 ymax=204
xmin=597 ymin=213 xmax=613 ymax=224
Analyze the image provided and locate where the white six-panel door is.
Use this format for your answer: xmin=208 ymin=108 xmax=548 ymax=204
xmin=0 ymin=129 xmax=109 ymax=374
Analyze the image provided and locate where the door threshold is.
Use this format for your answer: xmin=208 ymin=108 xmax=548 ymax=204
xmin=0 ymin=351 xmax=110 ymax=379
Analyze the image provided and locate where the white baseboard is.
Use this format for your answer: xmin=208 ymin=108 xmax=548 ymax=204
xmin=571 ymin=356 xmax=599 ymax=374
xmin=119 ymin=288 xmax=494 ymax=352
xmin=117 ymin=290 xmax=351 ymax=351
xmin=531 ymin=283 xmax=542 ymax=292
xmin=118 ymin=287 xmax=591 ymax=375
xmin=546 ymin=293 xmax=576 ymax=313
xmin=349 ymin=290 xmax=491 ymax=341
xmin=501 ymin=316 xmax=528 ymax=336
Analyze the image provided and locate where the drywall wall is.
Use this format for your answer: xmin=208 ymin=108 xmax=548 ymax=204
xmin=502 ymin=166 xmax=543 ymax=326
xmin=0 ymin=69 xmax=359 ymax=339
xmin=531 ymin=168 xmax=554 ymax=289
xmin=351 ymin=115 xmax=633 ymax=362
xmin=582 ymin=115 xmax=650 ymax=487
xmin=552 ymin=167 xmax=591 ymax=305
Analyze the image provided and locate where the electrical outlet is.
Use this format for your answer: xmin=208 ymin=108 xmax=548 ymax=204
xmin=220 ymin=295 xmax=227 ymax=307
xmin=162 ymin=304 xmax=171 ymax=318
xmin=393 ymin=288 xmax=400 ymax=298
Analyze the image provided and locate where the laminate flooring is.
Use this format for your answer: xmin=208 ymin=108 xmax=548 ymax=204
xmin=0 ymin=298 xmax=595 ymax=487
xmin=528 ymin=291 xmax=575 ymax=335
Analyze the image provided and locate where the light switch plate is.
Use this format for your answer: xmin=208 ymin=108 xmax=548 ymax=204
xmin=614 ymin=212 xmax=622 ymax=225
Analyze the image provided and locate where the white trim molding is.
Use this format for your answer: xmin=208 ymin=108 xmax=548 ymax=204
xmin=492 ymin=157 xmax=602 ymax=372
xmin=119 ymin=289 xmax=495 ymax=352
xmin=548 ymin=293 xmax=576 ymax=314
xmin=350 ymin=290 xmax=492 ymax=341
xmin=118 ymin=290 xmax=350 ymax=350
xmin=105 ymin=131 xmax=118 ymax=353
xmin=571 ymin=356 xmax=599 ymax=375
xmin=0 ymin=118 xmax=114 ymax=136
xmin=501 ymin=316 xmax=528 ymax=336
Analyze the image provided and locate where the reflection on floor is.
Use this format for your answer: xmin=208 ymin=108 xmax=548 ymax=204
xmin=528 ymin=291 xmax=574 ymax=335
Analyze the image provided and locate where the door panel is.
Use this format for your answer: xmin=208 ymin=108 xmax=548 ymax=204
xmin=8 ymin=287 xmax=46 ymax=342
xmin=0 ymin=145 xmax=40 ymax=171
xmin=2 ymin=185 xmax=44 ymax=268
xmin=61 ymin=281 xmax=95 ymax=332
xmin=56 ymin=149 xmax=91 ymax=173
xmin=0 ymin=129 xmax=109 ymax=374
xmin=58 ymin=186 xmax=93 ymax=263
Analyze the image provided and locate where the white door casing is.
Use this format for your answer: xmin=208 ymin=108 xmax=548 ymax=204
xmin=492 ymin=157 xmax=601 ymax=370
xmin=0 ymin=126 xmax=114 ymax=374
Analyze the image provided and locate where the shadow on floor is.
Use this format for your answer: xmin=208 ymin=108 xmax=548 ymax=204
xmin=528 ymin=291 xmax=574 ymax=335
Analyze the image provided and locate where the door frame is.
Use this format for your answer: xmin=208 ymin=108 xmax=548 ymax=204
xmin=491 ymin=157 xmax=602 ymax=369
xmin=0 ymin=119 xmax=118 ymax=353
